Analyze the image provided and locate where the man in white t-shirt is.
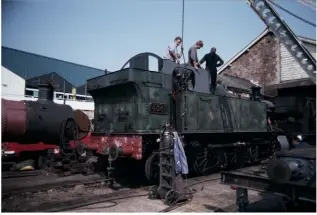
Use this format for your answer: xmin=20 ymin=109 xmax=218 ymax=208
xmin=164 ymin=36 xmax=183 ymax=64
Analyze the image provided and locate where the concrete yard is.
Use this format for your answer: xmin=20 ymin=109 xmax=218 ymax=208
xmin=69 ymin=173 xmax=284 ymax=213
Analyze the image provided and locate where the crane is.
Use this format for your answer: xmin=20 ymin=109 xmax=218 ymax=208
xmin=247 ymin=0 xmax=316 ymax=84
xmin=180 ymin=0 xmax=316 ymax=83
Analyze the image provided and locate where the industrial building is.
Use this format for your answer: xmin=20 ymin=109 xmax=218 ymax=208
xmin=1 ymin=66 xmax=26 ymax=98
xmin=2 ymin=46 xmax=105 ymax=87
xmin=218 ymin=29 xmax=316 ymax=134
xmin=218 ymin=28 xmax=316 ymax=93
xmin=1 ymin=46 xmax=106 ymax=120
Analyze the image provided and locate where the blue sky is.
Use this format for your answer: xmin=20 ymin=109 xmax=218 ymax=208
xmin=2 ymin=0 xmax=316 ymax=72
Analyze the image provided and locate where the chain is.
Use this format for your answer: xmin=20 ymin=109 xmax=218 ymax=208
xmin=181 ymin=0 xmax=186 ymax=65
xmin=181 ymin=0 xmax=185 ymax=42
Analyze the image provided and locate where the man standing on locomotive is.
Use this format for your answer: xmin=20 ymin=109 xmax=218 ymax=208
xmin=164 ymin=36 xmax=183 ymax=64
xmin=188 ymin=40 xmax=204 ymax=70
xmin=200 ymin=47 xmax=224 ymax=93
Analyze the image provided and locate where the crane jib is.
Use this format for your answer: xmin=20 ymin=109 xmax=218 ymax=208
xmin=247 ymin=0 xmax=316 ymax=84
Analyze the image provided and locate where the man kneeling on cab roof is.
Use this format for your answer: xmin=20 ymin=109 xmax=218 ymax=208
xmin=164 ymin=36 xmax=183 ymax=64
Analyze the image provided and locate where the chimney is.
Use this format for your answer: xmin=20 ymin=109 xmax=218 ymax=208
xmin=104 ymin=69 xmax=108 ymax=75
xmin=38 ymin=83 xmax=54 ymax=102
xmin=251 ymin=86 xmax=261 ymax=101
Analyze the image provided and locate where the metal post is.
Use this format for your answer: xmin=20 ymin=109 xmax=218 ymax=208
xmin=63 ymin=80 xmax=66 ymax=104
xmin=85 ymin=81 xmax=87 ymax=100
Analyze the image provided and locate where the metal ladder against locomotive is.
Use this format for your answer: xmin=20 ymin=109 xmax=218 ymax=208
xmin=148 ymin=125 xmax=175 ymax=205
xmin=248 ymin=0 xmax=316 ymax=84
xmin=148 ymin=124 xmax=188 ymax=206
xmin=148 ymin=66 xmax=194 ymax=206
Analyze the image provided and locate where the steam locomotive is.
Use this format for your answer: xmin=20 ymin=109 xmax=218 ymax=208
xmin=2 ymin=83 xmax=91 ymax=172
xmin=84 ymin=52 xmax=280 ymax=181
xmin=1 ymin=53 xmax=281 ymax=180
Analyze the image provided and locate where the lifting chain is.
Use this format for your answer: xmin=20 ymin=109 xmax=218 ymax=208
xmin=181 ymin=0 xmax=185 ymax=44
xmin=181 ymin=0 xmax=186 ymax=65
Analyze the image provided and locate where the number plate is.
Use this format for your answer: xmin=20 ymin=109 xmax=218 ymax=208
xmin=149 ymin=103 xmax=168 ymax=115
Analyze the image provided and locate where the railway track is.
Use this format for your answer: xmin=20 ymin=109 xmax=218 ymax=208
xmin=21 ymin=186 xmax=151 ymax=212
xmin=3 ymin=174 xmax=222 ymax=212
xmin=2 ymin=170 xmax=44 ymax=179
xmin=2 ymin=177 xmax=109 ymax=198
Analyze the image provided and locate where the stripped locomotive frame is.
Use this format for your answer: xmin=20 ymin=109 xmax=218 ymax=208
xmin=86 ymin=53 xmax=280 ymax=180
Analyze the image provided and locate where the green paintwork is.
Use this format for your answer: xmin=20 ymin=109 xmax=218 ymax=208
xmin=88 ymin=69 xmax=172 ymax=134
xmin=88 ymin=68 xmax=268 ymax=134
xmin=176 ymin=91 xmax=267 ymax=133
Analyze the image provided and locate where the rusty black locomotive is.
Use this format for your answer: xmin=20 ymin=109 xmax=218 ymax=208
xmin=2 ymin=83 xmax=90 ymax=145
xmin=86 ymin=52 xmax=280 ymax=181
xmin=2 ymin=83 xmax=91 ymax=171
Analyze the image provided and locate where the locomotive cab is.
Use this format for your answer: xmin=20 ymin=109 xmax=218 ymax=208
xmin=87 ymin=55 xmax=173 ymax=134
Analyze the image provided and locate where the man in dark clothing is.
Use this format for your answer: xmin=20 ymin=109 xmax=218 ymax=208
xmin=200 ymin=47 xmax=224 ymax=93
xmin=188 ymin=40 xmax=204 ymax=70
xmin=291 ymin=135 xmax=313 ymax=149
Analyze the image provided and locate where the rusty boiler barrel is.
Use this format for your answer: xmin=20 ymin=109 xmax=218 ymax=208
xmin=2 ymin=83 xmax=75 ymax=145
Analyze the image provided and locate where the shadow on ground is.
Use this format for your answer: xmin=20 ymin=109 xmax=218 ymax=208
xmin=203 ymin=192 xmax=316 ymax=213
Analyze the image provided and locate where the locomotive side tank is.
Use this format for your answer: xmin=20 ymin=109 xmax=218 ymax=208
xmin=2 ymin=83 xmax=89 ymax=145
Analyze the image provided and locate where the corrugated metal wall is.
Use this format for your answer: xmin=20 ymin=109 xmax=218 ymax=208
xmin=1 ymin=47 xmax=104 ymax=86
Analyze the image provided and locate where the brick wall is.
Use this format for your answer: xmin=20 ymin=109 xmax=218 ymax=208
xmin=280 ymin=41 xmax=316 ymax=81
xmin=222 ymin=32 xmax=280 ymax=86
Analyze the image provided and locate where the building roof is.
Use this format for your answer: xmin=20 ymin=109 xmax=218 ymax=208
xmin=297 ymin=35 xmax=316 ymax=45
xmin=26 ymin=72 xmax=74 ymax=92
xmin=217 ymin=29 xmax=316 ymax=75
xmin=2 ymin=46 xmax=105 ymax=87
xmin=268 ymin=78 xmax=315 ymax=89
xmin=218 ymin=74 xmax=256 ymax=93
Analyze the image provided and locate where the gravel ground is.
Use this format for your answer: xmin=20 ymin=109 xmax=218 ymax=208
xmin=69 ymin=175 xmax=284 ymax=213
xmin=2 ymin=182 xmax=116 ymax=212
xmin=2 ymin=172 xmax=314 ymax=212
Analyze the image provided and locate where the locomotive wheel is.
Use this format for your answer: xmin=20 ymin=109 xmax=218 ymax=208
xmin=186 ymin=141 xmax=203 ymax=171
xmin=248 ymin=146 xmax=260 ymax=164
xmin=229 ymin=151 xmax=245 ymax=170
xmin=148 ymin=185 xmax=159 ymax=199
xmin=164 ymin=190 xmax=179 ymax=206
xmin=145 ymin=153 xmax=159 ymax=182
xmin=193 ymin=150 xmax=218 ymax=176
xmin=84 ymin=156 xmax=98 ymax=175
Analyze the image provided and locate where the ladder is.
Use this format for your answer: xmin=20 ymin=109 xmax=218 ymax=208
xmin=247 ymin=0 xmax=316 ymax=84
xmin=159 ymin=149 xmax=175 ymax=192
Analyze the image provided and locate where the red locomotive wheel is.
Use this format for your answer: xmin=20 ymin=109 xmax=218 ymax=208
xmin=73 ymin=110 xmax=91 ymax=140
